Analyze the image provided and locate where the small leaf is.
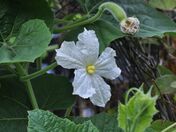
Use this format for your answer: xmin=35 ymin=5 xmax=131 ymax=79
xmin=27 ymin=109 xmax=99 ymax=132
xmin=149 ymin=120 xmax=175 ymax=132
xmin=0 ymin=19 xmax=51 ymax=64
xmin=157 ymin=65 xmax=173 ymax=76
xmin=118 ymin=89 xmax=158 ymax=132
xmin=155 ymin=74 xmax=176 ymax=94
xmin=170 ymin=81 xmax=176 ymax=89
xmin=73 ymin=112 xmax=123 ymax=132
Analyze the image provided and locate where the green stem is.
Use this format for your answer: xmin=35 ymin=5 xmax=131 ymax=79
xmin=0 ymin=74 xmax=16 ymax=79
xmin=54 ymin=2 xmax=127 ymax=33
xmin=64 ymin=105 xmax=73 ymax=117
xmin=24 ymin=80 xmax=39 ymax=109
xmin=15 ymin=63 xmax=39 ymax=109
xmin=47 ymin=45 xmax=59 ymax=52
xmin=21 ymin=62 xmax=57 ymax=81
xmin=125 ymin=88 xmax=139 ymax=105
xmin=161 ymin=122 xmax=176 ymax=132
xmin=36 ymin=57 xmax=42 ymax=70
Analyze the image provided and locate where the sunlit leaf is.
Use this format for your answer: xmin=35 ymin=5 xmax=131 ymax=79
xmin=118 ymin=89 xmax=158 ymax=132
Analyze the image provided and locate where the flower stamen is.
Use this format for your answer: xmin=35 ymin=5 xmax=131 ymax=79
xmin=86 ymin=65 xmax=96 ymax=74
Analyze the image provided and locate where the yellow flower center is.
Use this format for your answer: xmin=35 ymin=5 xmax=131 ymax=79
xmin=86 ymin=65 xmax=96 ymax=74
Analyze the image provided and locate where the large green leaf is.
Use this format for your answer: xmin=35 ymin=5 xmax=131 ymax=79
xmin=28 ymin=109 xmax=99 ymax=132
xmin=155 ymin=74 xmax=176 ymax=94
xmin=73 ymin=112 xmax=123 ymax=132
xmin=0 ymin=19 xmax=51 ymax=64
xmin=112 ymin=0 xmax=176 ymax=37
xmin=0 ymin=0 xmax=53 ymax=41
xmin=0 ymin=78 xmax=29 ymax=132
xmin=0 ymin=74 xmax=75 ymax=131
xmin=64 ymin=19 xmax=124 ymax=52
xmin=118 ymin=89 xmax=158 ymax=132
xmin=32 ymin=74 xmax=76 ymax=110
xmin=149 ymin=0 xmax=176 ymax=10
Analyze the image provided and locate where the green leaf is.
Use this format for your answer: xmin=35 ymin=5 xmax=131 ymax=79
xmin=112 ymin=0 xmax=176 ymax=37
xmin=0 ymin=19 xmax=51 ymax=64
xmin=76 ymin=0 xmax=104 ymax=12
xmin=0 ymin=74 xmax=75 ymax=131
xmin=28 ymin=109 xmax=99 ymax=132
xmin=155 ymin=74 xmax=176 ymax=94
xmin=0 ymin=78 xmax=29 ymax=132
xmin=73 ymin=112 xmax=123 ymax=132
xmin=149 ymin=0 xmax=176 ymax=10
xmin=0 ymin=0 xmax=53 ymax=41
xmin=148 ymin=120 xmax=176 ymax=132
xmin=118 ymin=89 xmax=158 ymax=132
xmin=32 ymin=74 xmax=76 ymax=110
xmin=64 ymin=19 xmax=124 ymax=52
xmin=76 ymin=0 xmax=176 ymax=38
xmin=157 ymin=65 xmax=173 ymax=76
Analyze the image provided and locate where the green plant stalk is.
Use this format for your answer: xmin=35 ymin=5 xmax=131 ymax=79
xmin=0 ymin=74 xmax=16 ymax=79
xmin=15 ymin=63 xmax=39 ymax=109
xmin=161 ymin=122 xmax=176 ymax=132
xmin=47 ymin=45 xmax=59 ymax=52
xmin=64 ymin=105 xmax=73 ymax=117
xmin=21 ymin=62 xmax=57 ymax=81
xmin=125 ymin=88 xmax=139 ymax=104
xmin=36 ymin=57 xmax=42 ymax=70
xmin=124 ymin=88 xmax=139 ymax=132
xmin=54 ymin=2 xmax=127 ymax=33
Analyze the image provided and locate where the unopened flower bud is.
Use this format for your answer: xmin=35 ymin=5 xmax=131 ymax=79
xmin=120 ymin=17 xmax=140 ymax=34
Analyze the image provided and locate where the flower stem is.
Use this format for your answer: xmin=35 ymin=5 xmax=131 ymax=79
xmin=15 ymin=63 xmax=39 ymax=109
xmin=54 ymin=2 xmax=127 ymax=33
xmin=161 ymin=122 xmax=176 ymax=132
xmin=21 ymin=62 xmax=57 ymax=81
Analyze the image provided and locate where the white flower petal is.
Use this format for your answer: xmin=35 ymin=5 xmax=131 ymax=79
xmin=76 ymin=28 xmax=99 ymax=64
xmin=73 ymin=69 xmax=96 ymax=98
xmin=95 ymin=47 xmax=121 ymax=80
xmin=90 ymin=75 xmax=111 ymax=107
xmin=55 ymin=41 xmax=85 ymax=69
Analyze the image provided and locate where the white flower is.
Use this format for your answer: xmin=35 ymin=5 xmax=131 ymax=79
xmin=55 ymin=29 xmax=121 ymax=107
xmin=120 ymin=17 xmax=140 ymax=34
